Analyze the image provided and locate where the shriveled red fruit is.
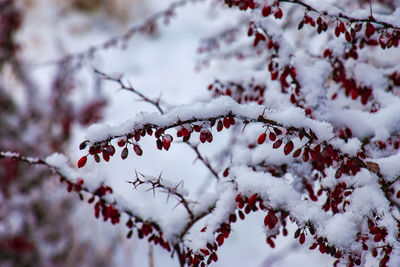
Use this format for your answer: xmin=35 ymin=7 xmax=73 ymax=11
xmin=206 ymin=131 xmax=213 ymax=143
xmin=335 ymin=27 xmax=340 ymax=37
xmin=253 ymin=32 xmax=266 ymax=46
xmin=102 ymin=151 xmax=110 ymax=162
xmin=162 ymin=134 xmax=173 ymax=150
xmin=269 ymin=132 xmax=276 ymax=141
xmin=223 ymin=168 xmax=229 ymax=177
xmin=258 ymin=133 xmax=266 ymax=144
xmin=79 ymin=141 xmax=87 ymax=150
xmin=77 ymin=156 xmax=87 ymax=168
xmin=272 ymin=139 xmax=282 ymax=149
xmin=121 ymin=147 xmax=128 ymax=160
xmin=266 ymin=237 xmax=275 ymax=248
xmin=345 ymin=31 xmax=352 ymax=42
xmin=335 ymin=169 xmax=342 ymax=179
xmin=216 ymin=234 xmax=224 ymax=246
xmin=264 ymin=211 xmax=278 ymax=229
xmin=106 ymin=145 xmax=115 ymax=156
xmin=309 ymin=243 xmax=318 ymax=250
xmin=211 ymin=252 xmax=218 ymax=262
xmin=238 ymin=210 xmax=245 ymax=220
xmin=294 ymin=228 xmax=301 ymax=238
xmin=310 ymin=149 xmax=319 ymax=161
xmin=127 ymin=230 xmax=133 ymax=239
xmin=156 ymin=139 xmax=163 ymax=150
xmin=217 ymin=120 xmax=223 ymax=132
xmin=293 ymin=148 xmax=302 ymax=158
xmin=299 ymin=233 xmax=306 ymax=244
xmin=339 ymin=22 xmax=345 ymax=33
xmin=247 ymin=194 xmax=258 ymax=207
xmin=302 ymin=150 xmax=309 ymax=162
xmin=273 ymin=128 xmax=282 ymax=135
xmin=182 ymin=128 xmax=190 ymax=137
xmin=262 ymin=6 xmax=271 ymax=17
xmin=284 ymin=140 xmax=294 ymax=155
xmin=319 ymin=243 xmax=326 ymax=253
xmin=200 ymin=130 xmax=208 ymax=143
xmin=223 ymin=117 xmax=230 ymax=129
xmin=117 ymin=139 xmax=126 ymax=147
xmin=365 ymin=23 xmax=375 ymax=38
xmin=193 ymin=125 xmax=201 ymax=132
xmin=274 ymin=8 xmax=283 ymax=19
xmin=134 ymin=145 xmax=143 ymax=156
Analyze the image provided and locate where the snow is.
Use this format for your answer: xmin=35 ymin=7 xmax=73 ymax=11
xmin=84 ymin=95 xmax=335 ymax=145
xmin=374 ymin=152 xmax=400 ymax=181
xmin=330 ymin=137 xmax=361 ymax=156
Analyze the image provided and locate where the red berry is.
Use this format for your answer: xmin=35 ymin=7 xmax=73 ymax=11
xmin=223 ymin=168 xmax=229 ymax=177
xmin=273 ymin=128 xmax=282 ymax=135
xmin=365 ymin=23 xmax=375 ymax=38
xmin=258 ymin=133 xmax=266 ymax=144
xmin=102 ymin=151 xmax=110 ymax=162
xmin=200 ymin=130 xmax=208 ymax=143
xmin=217 ymin=120 xmax=223 ymax=132
xmin=274 ymin=8 xmax=283 ymax=19
xmin=162 ymin=134 xmax=173 ymax=150
xmin=335 ymin=27 xmax=340 ymax=37
xmin=79 ymin=142 xmax=87 ymax=150
xmin=248 ymin=194 xmax=258 ymax=207
xmin=284 ymin=140 xmax=294 ymax=155
xmin=262 ymin=6 xmax=271 ymax=17
xmin=293 ymin=148 xmax=302 ymax=158
xmin=266 ymin=237 xmax=275 ymax=248
xmin=134 ymin=145 xmax=143 ymax=156
xmin=117 ymin=139 xmax=126 ymax=147
xmin=302 ymin=150 xmax=309 ymax=162
xmin=156 ymin=139 xmax=163 ymax=150
xmin=272 ymin=139 xmax=282 ymax=149
xmin=345 ymin=31 xmax=352 ymax=42
xmin=121 ymin=147 xmax=128 ymax=159
xmin=182 ymin=128 xmax=190 ymax=137
xmin=223 ymin=117 xmax=230 ymax=129
xmin=299 ymin=233 xmax=306 ymax=244
xmin=339 ymin=22 xmax=345 ymax=33
xmin=269 ymin=132 xmax=276 ymax=141
xmin=374 ymin=233 xmax=382 ymax=242
xmin=206 ymin=131 xmax=213 ymax=143
xmin=77 ymin=156 xmax=87 ymax=168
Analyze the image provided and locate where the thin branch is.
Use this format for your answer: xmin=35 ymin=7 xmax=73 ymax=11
xmin=128 ymin=172 xmax=195 ymax=220
xmin=189 ymin=143 xmax=219 ymax=180
xmin=94 ymin=67 xmax=164 ymax=114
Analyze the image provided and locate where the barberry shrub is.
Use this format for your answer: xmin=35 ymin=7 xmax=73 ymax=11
xmin=2 ymin=0 xmax=400 ymax=266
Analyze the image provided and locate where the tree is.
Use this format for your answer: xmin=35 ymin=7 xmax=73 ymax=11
xmin=1 ymin=0 xmax=400 ymax=266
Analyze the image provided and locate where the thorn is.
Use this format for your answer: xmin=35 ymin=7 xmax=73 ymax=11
xmin=241 ymin=123 xmax=248 ymax=133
